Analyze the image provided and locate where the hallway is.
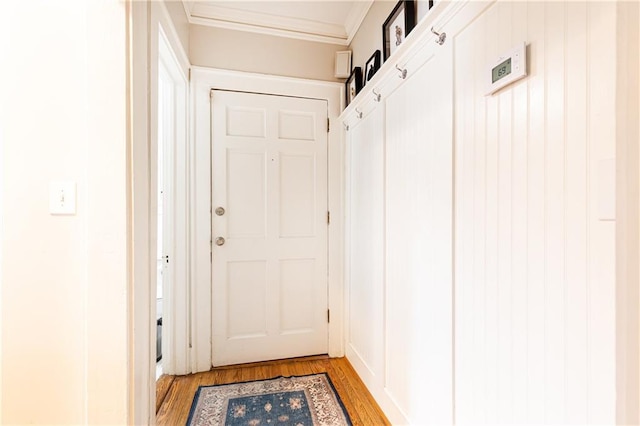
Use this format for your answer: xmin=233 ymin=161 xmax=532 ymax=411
xmin=2 ymin=1 xmax=638 ymax=424
xmin=156 ymin=356 xmax=389 ymax=425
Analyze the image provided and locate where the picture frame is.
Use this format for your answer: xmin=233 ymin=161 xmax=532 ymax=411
xmin=363 ymin=50 xmax=381 ymax=87
xmin=345 ymin=67 xmax=362 ymax=107
xmin=382 ymin=0 xmax=417 ymax=62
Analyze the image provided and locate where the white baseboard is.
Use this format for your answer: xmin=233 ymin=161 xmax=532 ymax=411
xmin=346 ymin=344 xmax=410 ymax=425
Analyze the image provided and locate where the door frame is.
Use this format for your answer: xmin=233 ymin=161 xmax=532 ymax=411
xmin=190 ymin=67 xmax=345 ymax=371
xmin=130 ymin=1 xmax=190 ymax=423
xmin=157 ymin=24 xmax=190 ymax=376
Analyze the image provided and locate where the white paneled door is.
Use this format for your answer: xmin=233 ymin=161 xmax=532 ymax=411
xmin=210 ymin=90 xmax=329 ymax=366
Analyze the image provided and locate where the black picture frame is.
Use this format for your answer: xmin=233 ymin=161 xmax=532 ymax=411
xmin=382 ymin=0 xmax=417 ymax=62
xmin=345 ymin=67 xmax=362 ymax=107
xmin=363 ymin=50 xmax=381 ymax=87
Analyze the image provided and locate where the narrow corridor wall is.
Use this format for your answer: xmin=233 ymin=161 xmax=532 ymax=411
xmin=0 ymin=1 xmax=129 ymax=423
xmin=454 ymin=1 xmax=617 ymax=423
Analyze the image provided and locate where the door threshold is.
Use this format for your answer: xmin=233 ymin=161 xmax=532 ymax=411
xmin=210 ymin=354 xmax=330 ymax=371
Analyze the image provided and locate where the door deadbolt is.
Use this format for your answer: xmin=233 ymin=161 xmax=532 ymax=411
xmin=215 ymin=207 xmax=225 ymax=216
xmin=215 ymin=237 xmax=225 ymax=246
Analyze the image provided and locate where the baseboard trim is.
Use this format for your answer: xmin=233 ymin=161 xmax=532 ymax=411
xmin=345 ymin=346 xmax=409 ymax=424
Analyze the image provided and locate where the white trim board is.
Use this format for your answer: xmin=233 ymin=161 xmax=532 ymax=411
xmin=190 ymin=67 xmax=346 ymax=372
xmin=130 ymin=2 xmax=154 ymax=423
xmin=183 ymin=1 xmax=373 ymax=46
xmin=157 ymin=24 xmax=191 ymax=376
xmin=157 ymin=0 xmax=191 ymax=77
xmin=129 ymin=1 xmax=192 ymax=423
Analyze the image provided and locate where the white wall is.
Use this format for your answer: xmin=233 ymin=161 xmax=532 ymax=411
xmin=383 ymin=46 xmax=453 ymax=425
xmin=0 ymin=0 xmax=128 ymax=423
xmin=344 ymin=11 xmax=455 ymax=423
xmin=615 ymin=1 xmax=640 ymax=423
xmin=454 ymin=1 xmax=616 ymax=423
xmin=638 ymin=1 xmax=640 ymax=414
xmin=343 ymin=0 xmax=626 ymax=424
xmin=190 ymin=24 xmax=344 ymax=82
xmin=345 ymin=105 xmax=385 ymax=411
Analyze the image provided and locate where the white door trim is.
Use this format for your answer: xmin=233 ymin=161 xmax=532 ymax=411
xmin=190 ymin=67 xmax=345 ymax=372
xmin=130 ymin=2 xmax=154 ymax=423
xmin=157 ymin=24 xmax=190 ymax=376
xmin=130 ymin=2 xmax=191 ymax=423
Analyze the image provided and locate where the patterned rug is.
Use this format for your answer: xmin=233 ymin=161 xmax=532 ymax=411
xmin=186 ymin=373 xmax=352 ymax=426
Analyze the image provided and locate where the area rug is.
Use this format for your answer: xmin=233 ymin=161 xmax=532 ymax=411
xmin=186 ymin=373 xmax=352 ymax=426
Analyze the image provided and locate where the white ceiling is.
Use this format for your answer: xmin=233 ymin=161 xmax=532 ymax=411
xmin=183 ymin=1 xmax=374 ymax=45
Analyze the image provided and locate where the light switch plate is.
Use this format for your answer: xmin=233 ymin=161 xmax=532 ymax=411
xmin=49 ymin=181 xmax=76 ymax=215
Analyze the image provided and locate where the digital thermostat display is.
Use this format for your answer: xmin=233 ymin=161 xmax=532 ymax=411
xmin=487 ymin=42 xmax=527 ymax=95
xmin=492 ymin=58 xmax=512 ymax=83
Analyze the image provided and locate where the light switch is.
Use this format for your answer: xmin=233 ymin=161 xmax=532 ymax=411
xmin=49 ymin=181 xmax=76 ymax=215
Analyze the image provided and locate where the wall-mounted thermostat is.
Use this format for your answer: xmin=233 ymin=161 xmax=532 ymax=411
xmin=486 ymin=42 xmax=527 ymax=95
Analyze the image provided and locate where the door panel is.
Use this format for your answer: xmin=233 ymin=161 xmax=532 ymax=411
xmin=226 ymin=151 xmax=266 ymax=239
xmin=226 ymin=260 xmax=268 ymax=338
xmin=279 ymin=153 xmax=317 ymax=237
xmin=211 ymin=90 xmax=329 ymax=366
xmin=279 ymin=258 xmax=316 ymax=332
xmin=278 ymin=111 xmax=316 ymax=141
xmin=226 ymin=107 xmax=266 ymax=138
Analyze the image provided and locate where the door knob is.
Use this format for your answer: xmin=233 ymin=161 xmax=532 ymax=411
xmin=215 ymin=207 xmax=225 ymax=216
xmin=215 ymin=237 xmax=225 ymax=246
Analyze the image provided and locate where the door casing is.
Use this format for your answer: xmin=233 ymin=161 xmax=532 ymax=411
xmin=190 ymin=67 xmax=345 ymax=372
xmin=157 ymin=24 xmax=190 ymax=376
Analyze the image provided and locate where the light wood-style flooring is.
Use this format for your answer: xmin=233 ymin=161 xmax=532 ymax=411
xmin=156 ymin=356 xmax=390 ymax=425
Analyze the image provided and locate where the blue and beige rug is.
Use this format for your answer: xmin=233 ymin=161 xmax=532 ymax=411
xmin=186 ymin=373 xmax=352 ymax=426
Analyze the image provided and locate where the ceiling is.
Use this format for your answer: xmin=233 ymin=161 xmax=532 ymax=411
xmin=182 ymin=1 xmax=374 ymax=45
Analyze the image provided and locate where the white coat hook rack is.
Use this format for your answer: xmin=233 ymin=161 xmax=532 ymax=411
xmin=431 ymin=27 xmax=446 ymax=45
xmin=395 ymin=64 xmax=407 ymax=79
xmin=355 ymin=108 xmax=363 ymax=119
xmin=372 ymin=89 xmax=381 ymax=102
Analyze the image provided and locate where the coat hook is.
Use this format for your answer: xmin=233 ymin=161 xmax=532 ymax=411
xmin=431 ymin=27 xmax=446 ymax=45
xmin=395 ymin=64 xmax=407 ymax=79
xmin=355 ymin=108 xmax=363 ymax=119
xmin=344 ymin=123 xmax=349 ymax=131
xmin=372 ymin=89 xmax=381 ymax=102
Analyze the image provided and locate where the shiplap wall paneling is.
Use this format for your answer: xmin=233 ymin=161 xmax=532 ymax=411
xmin=453 ymin=1 xmax=616 ymax=424
xmin=385 ymin=44 xmax=454 ymax=425
xmin=345 ymin=106 xmax=385 ymax=397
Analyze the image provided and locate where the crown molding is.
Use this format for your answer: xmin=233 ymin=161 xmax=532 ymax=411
xmin=188 ymin=16 xmax=349 ymax=45
xmin=181 ymin=0 xmax=374 ymax=46
xmin=344 ymin=0 xmax=373 ymax=45
xmin=182 ymin=1 xmax=193 ymax=22
xmin=187 ymin=2 xmax=351 ymax=45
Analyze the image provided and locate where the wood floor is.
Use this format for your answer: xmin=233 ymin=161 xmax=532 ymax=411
xmin=156 ymin=356 xmax=390 ymax=425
